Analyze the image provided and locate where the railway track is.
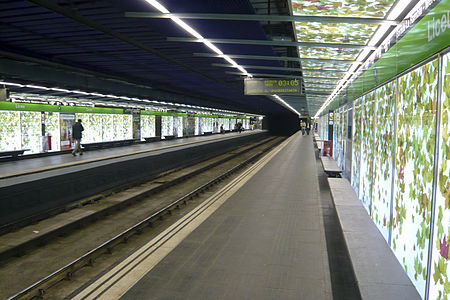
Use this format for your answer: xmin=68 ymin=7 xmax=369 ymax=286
xmin=1 ymin=136 xmax=285 ymax=300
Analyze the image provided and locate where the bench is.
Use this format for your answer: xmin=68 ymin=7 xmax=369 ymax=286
xmin=82 ymin=139 xmax=138 ymax=150
xmin=163 ymin=135 xmax=175 ymax=140
xmin=320 ymin=156 xmax=341 ymax=177
xmin=0 ymin=149 xmax=29 ymax=158
xmin=144 ymin=136 xmax=161 ymax=143
xmin=203 ymin=131 xmax=213 ymax=135
xmin=327 ymin=178 xmax=421 ymax=300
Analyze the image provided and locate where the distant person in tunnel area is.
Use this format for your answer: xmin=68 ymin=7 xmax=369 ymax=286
xmin=306 ymin=125 xmax=310 ymax=135
xmin=72 ymin=119 xmax=84 ymax=156
xmin=301 ymin=121 xmax=306 ymax=135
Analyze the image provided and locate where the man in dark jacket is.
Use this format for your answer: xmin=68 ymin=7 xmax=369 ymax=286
xmin=72 ymin=119 xmax=84 ymax=156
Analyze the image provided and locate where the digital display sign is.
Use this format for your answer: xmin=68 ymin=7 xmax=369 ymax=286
xmin=244 ymin=78 xmax=302 ymax=95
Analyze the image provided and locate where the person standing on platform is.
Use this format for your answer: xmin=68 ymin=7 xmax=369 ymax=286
xmin=306 ymin=125 xmax=310 ymax=135
xmin=72 ymin=119 xmax=84 ymax=156
xmin=301 ymin=121 xmax=306 ymax=135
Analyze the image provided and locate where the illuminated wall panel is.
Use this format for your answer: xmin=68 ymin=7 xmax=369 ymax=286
xmin=430 ymin=52 xmax=450 ymax=300
xmin=102 ymin=114 xmax=114 ymax=142
xmin=333 ymin=109 xmax=340 ymax=159
xmin=195 ymin=117 xmax=200 ymax=135
xmin=161 ymin=115 xmax=173 ymax=138
xmin=45 ymin=112 xmax=60 ymax=151
xmin=0 ymin=111 xmax=21 ymax=151
xmin=20 ymin=111 xmax=41 ymax=153
xmin=76 ymin=113 xmax=93 ymax=143
xmin=113 ymin=114 xmax=124 ymax=141
xmin=91 ymin=114 xmax=103 ymax=143
xmin=392 ymin=59 xmax=439 ymax=297
xmin=372 ymin=81 xmax=396 ymax=241
xmin=360 ymin=91 xmax=376 ymax=213
xmin=351 ymin=97 xmax=363 ymax=196
xmin=174 ymin=116 xmax=183 ymax=137
xmin=141 ymin=115 xmax=156 ymax=138
xmin=123 ymin=114 xmax=133 ymax=140
xmin=341 ymin=105 xmax=347 ymax=171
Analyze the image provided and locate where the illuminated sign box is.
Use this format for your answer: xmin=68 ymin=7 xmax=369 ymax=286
xmin=244 ymin=78 xmax=302 ymax=95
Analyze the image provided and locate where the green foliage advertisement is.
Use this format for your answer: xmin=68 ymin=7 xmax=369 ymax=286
xmin=360 ymin=91 xmax=376 ymax=213
xmin=347 ymin=0 xmax=450 ymax=100
xmin=351 ymin=97 xmax=363 ymax=196
xmin=430 ymin=52 xmax=450 ymax=300
xmin=392 ymin=59 xmax=439 ymax=297
xmin=372 ymin=81 xmax=396 ymax=242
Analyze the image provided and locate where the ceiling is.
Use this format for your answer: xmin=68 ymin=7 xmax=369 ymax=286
xmin=0 ymin=0 xmax=416 ymax=116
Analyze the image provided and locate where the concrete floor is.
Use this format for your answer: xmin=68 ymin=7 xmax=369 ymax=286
xmin=118 ymin=133 xmax=333 ymax=300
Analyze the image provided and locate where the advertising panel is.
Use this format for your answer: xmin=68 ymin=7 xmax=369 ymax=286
xmin=102 ymin=114 xmax=114 ymax=142
xmin=161 ymin=115 xmax=174 ymax=138
xmin=430 ymin=52 xmax=450 ymax=300
xmin=333 ymin=109 xmax=340 ymax=160
xmin=123 ymin=114 xmax=133 ymax=140
xmin=0 ymin=111 xmax=21 ymax=151
xmin=177 ymin=116 xmax=183 ymax=137
xmin=60 ymin=113 xmax=75 ymax=150
xmin=372 ymin=81 xmax=396 ymax=242
xmin=351 ymin=97 xmax=363 ymax=196
xmin=392 ymin=59 xmax=439 ymax=297
xmin=347 ymin=0 xmax=450 ymax=100
xmin=360 ymin=91 xmax=376 ymax=213
xmin=44 ymin=112 xmax=60 ymax=151
xmin=20 ymin=111 xmax=41 ymax=153
xmin=141 ymin=114 xmax=156 ymax=139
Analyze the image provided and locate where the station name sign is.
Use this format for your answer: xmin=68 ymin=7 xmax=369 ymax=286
xmin=244 ymin=78 xmax=302 ymax=95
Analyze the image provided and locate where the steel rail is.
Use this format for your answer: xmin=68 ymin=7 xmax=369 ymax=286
xmin=8 ymin=137 xmax=284 ymax=300
xmin=0 ymin=136 xmax=276 ymax=260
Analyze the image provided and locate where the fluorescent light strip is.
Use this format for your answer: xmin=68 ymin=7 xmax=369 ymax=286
xmin=143 ymin=0 xmax=249 ymax=76
xmin=387 ymin=0 xmax=414 ymax=20
xmin=4 ymin=80 xmax=261 ymax=117
xmin=0 ymin=81 xmax=24 ymax=87
xmin=26 ymin=84 xmax=49 ymax=90
xmin=272 ymin=95 xmax=301 ymax=116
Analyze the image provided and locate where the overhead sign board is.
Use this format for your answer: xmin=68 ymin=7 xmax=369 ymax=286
xmin=244 ymin=78 xmax=302 ymax=95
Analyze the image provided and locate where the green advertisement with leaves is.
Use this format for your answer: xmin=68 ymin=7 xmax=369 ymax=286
xmin=392 ymin=59 xmax=439 ymax=297
xmin=0 ymin=111 xmax=21 ymax=151
xmin=372 ymin=80 xmax=396 ymax=242
xmin=430 ymin=52 xmax=450 ymax=300
xmin=351 ymin=97 xmax=363 ymax=196
xmin=141 ymin=115 xmax=156 ymax=139
xmin=333 ymin=109 xmax=340 ymax=159
xmin=360 ymin=91 xmax=376 ymax=213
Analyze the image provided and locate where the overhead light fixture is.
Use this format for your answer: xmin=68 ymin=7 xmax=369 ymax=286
xmin=25 ymin=84 xmax=49 ymax=90
xmin=4 ymin=80 xmax=255 ymax=116
xmin=387 ymin=0 xmax=414 ymax=20
xmin=272 ymin=95 xmax=301 ymax=116
xmin=0 ymin=81 xmax=24 ymax=87
xmin=143 ymin=0 xmax=250 ymax=77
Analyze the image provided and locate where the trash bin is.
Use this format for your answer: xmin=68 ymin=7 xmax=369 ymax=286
xmin=322 ymin=140 xmax=332 ymax=156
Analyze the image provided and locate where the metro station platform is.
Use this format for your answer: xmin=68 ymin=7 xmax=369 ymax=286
xmin=0 ymin=130 xmax=263 ymax=179
xmin=72 ymin=132 xmax=333 ymax=300
xmin=0 ymin=130 xmax=267 ymax=227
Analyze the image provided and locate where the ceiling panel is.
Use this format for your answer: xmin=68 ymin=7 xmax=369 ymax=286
xmin=291 ymin=0 xmax=398 ymax=116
